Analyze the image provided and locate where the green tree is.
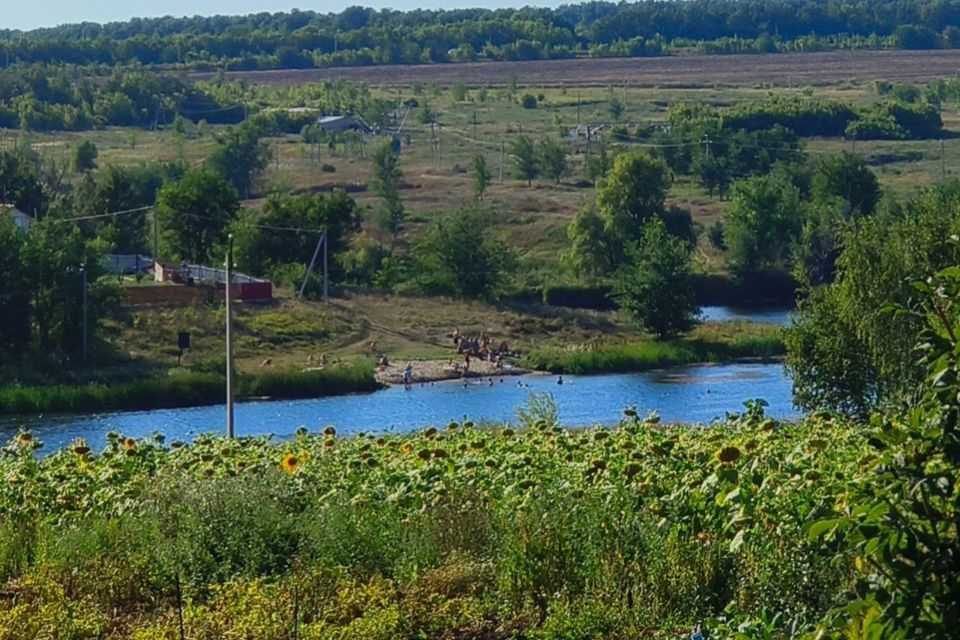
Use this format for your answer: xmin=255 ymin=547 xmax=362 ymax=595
xmin=596 ymin=151 xmax=671 ymax=243
xmin=722 ymin=174 xmax=802 ymax=274
xmin=369 ymin=140 xmax=404 ymax=244
xmin=511 ymin=135 xmax=539 ymax=185
xmin=785 ymin=184 xmax=960 ymax=414
xmin=613 ymin=218 xmax=698 ymax=339
xmin=234 ymin=190 xmax=359 ymax=281
xmin=472 ymin=154 xmax=492 ymax=202
xmin=537 ymin=137 xmax=567 ymax=184
xmin=811 ymin=152 xmax=881 ymax=218
xmin=20 ymin=219 xmax=114 ymax=355
xmin=85 ymin=164 xmax=165 ymax=253
xmin=412 ymin=207 xmax=514 ymax=298
xmin=206 ymin=123 xmax=271 ymax=199
xmin=72 ymin=140 xmax=98 ymax=173
xmin=0 ymin=214 xmax=29 ymax=352
xmin=156 ymin=168 xmax=239 ymax=264
xmin=585 ymin=141 xmax=612 ymax=182
xmin=566 ymin=206 xmax=614 ymax=278
xmin=0 ymin=150 xmax=47 ymax=216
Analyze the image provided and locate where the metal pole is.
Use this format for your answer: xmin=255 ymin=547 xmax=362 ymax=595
xmin=299 ymin=231 xmax=324 ymax=299
xmin=941 ymin=139 xmax=946 ymax=181
xmin=499 ymin=140 xmax=504 ymax=184
xmin=225 ymin=235 xmax=235 ymax=438
xmin=81 ymin=264 xmax=88 ymax=363
xmin=152 ymin=206 xmax=159 ymax=262
xmin=322 ymin=231 xmax=329 ymax=305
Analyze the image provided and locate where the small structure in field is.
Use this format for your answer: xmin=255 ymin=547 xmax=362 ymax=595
xmin=154 ymin=261 xmax=272 ymax=301
xmin=2 ymin=204 xmax=31 ymax=230
xmin=318 ymin=115 xmax=372 ymax=134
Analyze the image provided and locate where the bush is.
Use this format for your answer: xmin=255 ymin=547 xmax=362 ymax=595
xmin=520 ymin=93 xmax=538 ymax=109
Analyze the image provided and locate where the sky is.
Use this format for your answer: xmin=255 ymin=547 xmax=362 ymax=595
xmin=2 ymin=0 xmax=557 ymax=31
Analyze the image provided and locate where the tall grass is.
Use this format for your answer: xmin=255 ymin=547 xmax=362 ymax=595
xmin=0 ymin=362 xmax=379 ymax=416
xmin=522 ymin=326 xmax=785 ymax=374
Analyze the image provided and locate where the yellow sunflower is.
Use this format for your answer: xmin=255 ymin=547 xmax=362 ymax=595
xmin=123 ymin=438 xmax=136 ymax=449
xmin=281 ymin=453 xmax=300 ymax=473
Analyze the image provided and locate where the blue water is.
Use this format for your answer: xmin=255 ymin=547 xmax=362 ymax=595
xmin=0 ymin=363 xmax=797 ymax=452
xmin=700 ymin=305 xmax=792 ymax=325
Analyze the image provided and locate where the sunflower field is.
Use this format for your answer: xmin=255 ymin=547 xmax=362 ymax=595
xmin=0 ymin=404 xmax=884 ymax=640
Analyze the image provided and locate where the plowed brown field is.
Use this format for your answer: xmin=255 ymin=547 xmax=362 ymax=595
xmin=192 ymin=49 xmax=960 ymax=87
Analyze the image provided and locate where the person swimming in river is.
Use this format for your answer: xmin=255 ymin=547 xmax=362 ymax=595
xmin=403 ymin=362 xmax=413 ymax=388
xmin=557 ymin=375 xmax=564 ymax=385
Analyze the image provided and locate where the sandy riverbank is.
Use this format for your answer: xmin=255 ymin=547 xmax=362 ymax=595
xmin=376 ymin=359 xmax=531 ymax=385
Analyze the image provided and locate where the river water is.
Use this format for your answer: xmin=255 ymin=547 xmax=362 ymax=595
xmin=0 ymin=306 xmax=797 ymax=452
xmin=1 ymin=363 xmax=797 ymax=452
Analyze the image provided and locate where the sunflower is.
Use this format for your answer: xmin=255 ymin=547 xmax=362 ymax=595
xmin=16 ymin=432 xmax=33 ymax=446
xmin=123 ymin=438 xmax=136 ymax=449
xmin=716 ymin=446 xmax=742 ymax=464
xmin=281 ymin=453 xmax=300 ymax=473
xmin=72 ymin=440 xmax=91 ymax=457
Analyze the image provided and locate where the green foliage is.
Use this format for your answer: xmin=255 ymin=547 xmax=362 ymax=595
xmin=71 ymin=140 xmax=97 ymax=173
xmin=812 ymin=152 xmax=881 ymax=218
xmin=206 ymin=123 xmax=271 ymax=198
xmin=157 ymin=168 xmax=239 ymax=264
xmin=566 ymin=207 xmax=615 ymax=278
xmin=0 ymin=406 xmax=861 ymax=638
xmin=511 ymin=134 xmax=539 ymax=185
xmin=811 ymin=268 xmax=960 ymax=639
xmin=596 ymin=151 xmax=671 ymax=244
xmin=410 ymin=207 xmax=515 ymax=299
xmin=233 ymin=190 xmax=359 ymax=282
xmin=471 ymin=154 xmax=491 ymax=202
xmin=613 ymin=218 xmax=698 ymax=339
xmin=369 ymin=140 xmax=404 ymax=242
xmin=520 ymin=93 xmax=538 ymax=109
xmin=0 ymin=149 xmax=47 ymax=215
xmin=723 ymin=174 xmax=802 ymax=274
xmin=785 ymin=184 xmax=960 ymax=413
xmin=537 ymin=137 xmax=568 ymax=184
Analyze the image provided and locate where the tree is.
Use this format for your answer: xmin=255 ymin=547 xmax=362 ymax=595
xmin=784 ymin=184 xmax=960 ymax=414
xmin=19 ymin=218 xmax=115 ymax=355
xmin=369 ymin=140 xmax=404 ymax=244
xmin=86 ymin=164 xmax=164 ymax=253
xmin=472 ymin=154 xmax=492 ymax=202
xmin=206 ymin=123 xmax=271 ymax=199
xmin=811 ymin=152 xmax=881 ymax=218
xmin=234 ymin=190 xmax=359 ymax=282
xmin=566 ymin=206 xmax=614 ymax=278
xmin=0 ymin=215 xmax=29 ymax=352
xmin=613 ymin=218 xmax=698 ymax=339
xmin=596 ymin=151 xmax=671 ymax=243
xmin=72 ymin=140 xmax=98 ymax=173
xmin=0 ymin=150 xmax=47 ymax=216
xmin=156 ymin=168 xmax=239 ymax=264
xmin=511 ymin=135 xmax=539 ymax=185
xmin=722 ymin=174 xmax=802 ymax=274
xmin=412 ymin=207 xmax=514 ymax=298
xmin=537 ymin=137 xmax=567 ymax=184
xmin=585 ymin=141 xmax=611 ymax=182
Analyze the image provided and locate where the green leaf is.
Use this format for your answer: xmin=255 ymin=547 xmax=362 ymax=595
xmin=806 ymin=518 xmax=837 ymax=541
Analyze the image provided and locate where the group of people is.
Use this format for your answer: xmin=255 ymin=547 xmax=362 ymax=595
xmin=450 ymin=329 xmax=514 ymax=373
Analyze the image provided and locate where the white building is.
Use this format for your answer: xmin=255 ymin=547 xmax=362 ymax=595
xmin=2 ymin=204 xmax=31 ymax=230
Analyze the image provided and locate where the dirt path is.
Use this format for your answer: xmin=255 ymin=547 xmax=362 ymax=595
xmin=191 ymin=50 xmax=960 ymax=88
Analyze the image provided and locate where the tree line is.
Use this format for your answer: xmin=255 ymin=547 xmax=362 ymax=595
xmin=4 ymin=0 xmax=960 ymax=70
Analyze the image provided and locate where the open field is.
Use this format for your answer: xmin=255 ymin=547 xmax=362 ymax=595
xmin=193 ymin=50 xmax=960 ymax=88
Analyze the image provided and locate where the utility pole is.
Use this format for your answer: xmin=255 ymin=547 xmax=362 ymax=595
xmin=941 ymin=139 xmax=947 ymax=181
xmin=499 ymin=139 xmax=504 ymax=184
xmin=225 ymin=235 xmax=235 ymax=438
xmin=299 ymin=230 xmax=326 ymax=301
xmin=80 ymin=263 xmax=88 ymax=364
xmin=152 ymin=206 xmax=159 ymax=262
xmin=322 ymin=231 xmax=329 ymax=305
xmin=472 ymin=110 xmax=478 ymax=140
xmin=577 ymin=90 xmax=581 ymax=124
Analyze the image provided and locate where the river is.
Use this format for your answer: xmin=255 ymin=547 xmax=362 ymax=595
xmin=1 ymin=363 xmax=797 ymax=452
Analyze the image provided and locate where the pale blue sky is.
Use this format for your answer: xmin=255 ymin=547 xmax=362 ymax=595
xmin=2 ymin=0 xmax=554 ymax=31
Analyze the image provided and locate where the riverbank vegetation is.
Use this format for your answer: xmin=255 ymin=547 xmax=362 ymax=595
xmin=522 ymin=322 xmax=784 ymax=374
xmin=0 ymin=361 xmax=378 ymax=416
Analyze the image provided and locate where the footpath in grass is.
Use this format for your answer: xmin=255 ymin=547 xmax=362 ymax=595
xmin=0 ymin=408 xmax=863 ymax=638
